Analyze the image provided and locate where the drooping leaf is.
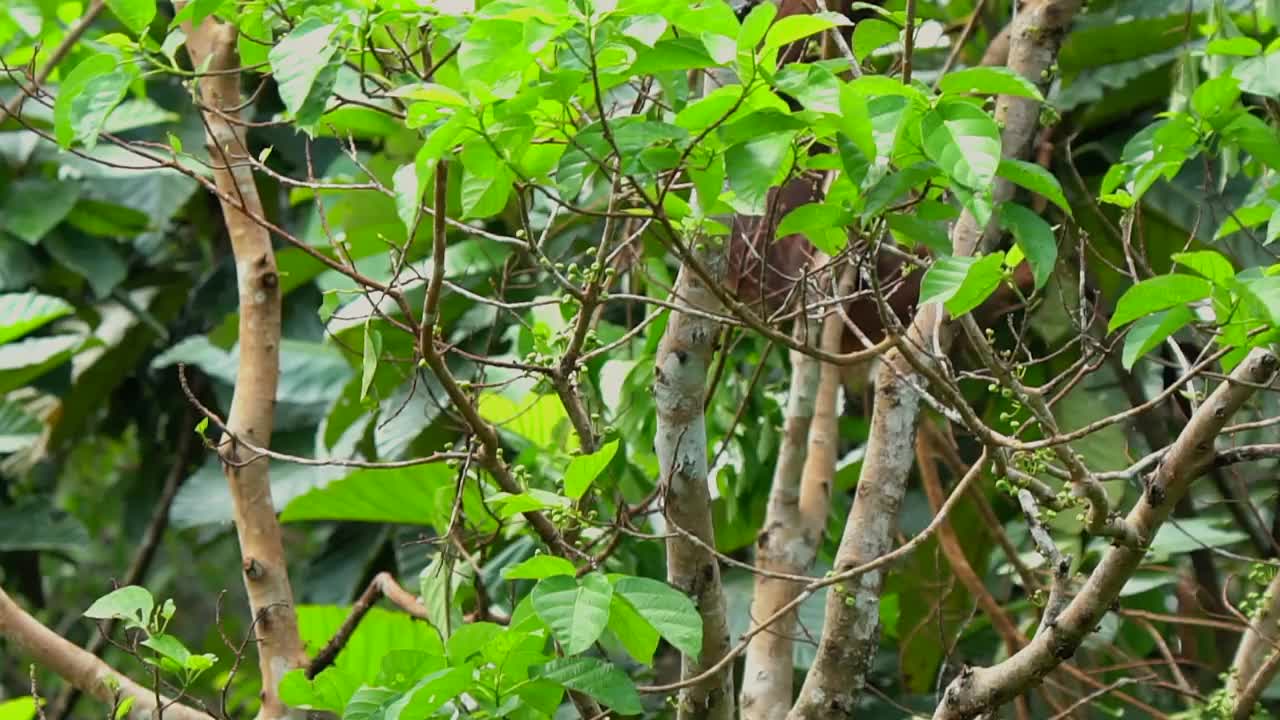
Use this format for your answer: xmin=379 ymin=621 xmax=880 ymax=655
xmin=725 ymin=131 xmax=795 ymax=216
xmin=0 ymin=399 xmax=40 ymax=453
xmin=996 ymin=158 xmax=1072 ymax=216
xmin=531 ymin=573 xmax=613 ymax=655
xmin=776 ymin=201 xmax=852 ymax=254
xmin=538 ymin=657 xmax=643 ymax=714
xmin=1108 ymin=275 xmax=1213 ymax=330
xmin=919 ymin=253 xmax=1006 ymax=317
xmin=54 ymin=54 xmax=135 ymax=149
xmin=564 ymin=439 xmax=619 ymax=499
xmin=0 ymin=178 xmax=82 ymax=244
xmin=921 ymin=101 xmax=1002 ymax=190
xmin=270 ymin=19 xmax=342 ymax=128
xmin=0 ymin=292 xmax=74 ymax=345
xmin=1121 ymin=306 xmax=1196 ymax=370
xmin=852 ymin=18 xmax=899 ymax=60
xmin=762 ymin=12 xmax=848 ymax=52
xmin=606 ymin=594 xmax=661 ymax=664
xmin=612 ymin=576 xmax=702 ymax=659
xmin=998 ymin=203 xmax=1057 ymax=289
xmin=360 ymin=322 xmax=381 ymax=401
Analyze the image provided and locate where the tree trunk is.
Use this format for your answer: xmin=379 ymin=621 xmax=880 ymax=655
xmin=178 ymin=12 xmax=307 ymax=718
xmin=657 ymin=247 xmax=735 ymax=720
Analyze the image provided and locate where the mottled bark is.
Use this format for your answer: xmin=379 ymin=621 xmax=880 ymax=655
xmin=934 ymin=348 xmax=1278 ymax=719
xmin=178 ymin=11 xmax=307 ymax=718
xmin=657 ymin=247 xmax=735 ymax=720
xmin=788 ymin=2 xmax=1082 ymax=716
xmin=742 ymin=268 xmax=852 ymax=720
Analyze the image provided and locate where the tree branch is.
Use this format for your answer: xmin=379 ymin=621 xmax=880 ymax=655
xmin=0 ymin=586 xmax=213 ymax=720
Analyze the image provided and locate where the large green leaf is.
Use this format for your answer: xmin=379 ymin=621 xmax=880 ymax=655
xmin=531 ymin=573 xmax=613 ymax=655
xmin=538 ymin=657 xmax=643 ymax=715
xmin=53 ymin=53 xmax=136 ymax=149
xmin=0 ymin=178 xmax=81 ymax=244
xmin=270 ymin=19 xmax=342 ymax=128
xmin=606 ymin=594 xmax=661 ymax=664
xmin=0 ymin=698 xmax=36 ymax=720
xmin=152 ymin=336 xmax=352 ymax=406
xmin=280 ymin=464 xmax=451 ymax=524
xmin=725 ymin=131 xmax=795 ymax=215
xmin=84 ymin=585 xmax=154 ymax=630
xmin=0 ymin=334 xmax=90 ymax=393
xmin=1108 ymin=274 xmax=1213 ymax=330
xmin=921 ymin=101 xmax=1001 ymax=190
xmin=612 ymin=576 xmax=702 ymax=659
xmin=762 ymin=12 xmax=848 ymax=52
xmin=105 ymin=0 xmax=155 ymax=33
xmin=0 ymin=498 xmax=90 ymax=557
xmin=0 ymin=292 xmax=74 ymax=344
xmin=776 ymin=201 xmax=852 ymax=254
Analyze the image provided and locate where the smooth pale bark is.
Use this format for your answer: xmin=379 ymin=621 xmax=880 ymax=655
xmin=788 ymin=2 xmax=1083 ymax=716
xmin=657 ymin=248 xmax=735 ymax=720
xmin=742 ymin=268 xmax=851 ymax=720
xmin=1229 ymin=565 xmax=1280 ymax=717
xmin=178 ymin=11 xmax=307 ymax=718
xmin=934 ymin=348 xmax=1279 ymax=719
xmin=0 ymin=586 xmax=214 ymax=720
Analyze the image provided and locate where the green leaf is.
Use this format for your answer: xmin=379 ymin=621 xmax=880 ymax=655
xmin=612 ymin=576 xmax=702 ymax=659
xmin=996 ymin=158 xmax=1071 ymax=216
xmin=281 ymin=464 xmax=451 ymax=524
xmin=54 ymin=54 xmax=135 ymax=149
xmin=0 ymin=335 xmax=93 ymax=394
xmin=998 ymin=203 xmax=1057 ymax=289
xmin=343 ymin=688 xmax=401 ymax=720
xmin=886 ymin=213 xmax=950 ymax=254
xmin=776 ymin=202 xmax=851 ymax=254
xmin=737 ymin=1 xmax=776 ymax=51
xmin=269 ymin=19 xmax=342 ymax=129
xmin=622 ymin=14 xmax=669 ymax=47
xmin=921 ymin=100 xmax=1002 ymax=190
xmin=0 ymin=497 xmax=90 ymax=556
xmin=538 ymin=657 xmax=643 ymax=715
xmin=1121 ymin=306 xmax=1196 ymax=370
xmin=1172 ymin=250 xmax=1235 ymax=285
xmin=360 ymin=322 xmax=381 ymax=401
xmin=84 ymin=586 xmax=154 ymax=631
xmin=112 ymin=697 xmax=134 ymax=720
xmin=0 ymin=178 xmax=82 ymax=244
xmin=383 ymin=667 xmax=472 ymax=719
xmin=762 ymin=12 xmax=848 ymax=52
xmin=106 ymin=0 xmax=155 ymax=33
xmin=531 ymin=573 xmax=613 ymax=655
xmin=392 ymin=162 xmax=420 ymax=235
xmin=1109 ymin=275 xmax=1213 ymax=331
xmin=852 ymin=18 xmax=898 ymax=59
xmin=726 ymin=131 xmax=795 ymax=215
xmin=564 ymin=439 xmax=619 ymax=499
xmin=0 ymin=292 xmax=74 ymax=345
xmin=920 ymin=253 xmax=1005 ymax=317
xmin=938 ymin=67 xmax=1043 ymax=100
xmin=674 ymin=85 xmax=743 ymax=131
xmin=606 ymin=594 xmax=660 ymax=664
xmin=0 ymin=698 xmax=37 ymax=720
xmin=420 ymin=553 xmax=473 ymax=641
xmin=0 ymin=399 xmax=40 ymax=454
xmin=503 ymin=555 xmax=577 ymax=580
xmin=1191 ymin=75 xmax=1241 ymax=121
xmin=170 ymin=0 xmax=224 ymax=27
xmin=141 ymin=633 xmax=191 ymax=665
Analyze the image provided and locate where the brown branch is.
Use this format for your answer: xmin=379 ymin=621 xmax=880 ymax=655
xmin=934 ymin=348 xmax=1279 ymax=719
xmin=0 ymin=586 xmax=213 ymax=720
xmin=176 ymin=9 xmax=308 ymax=717
xmin=306 ymin=572 xmax=426 ymax=679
